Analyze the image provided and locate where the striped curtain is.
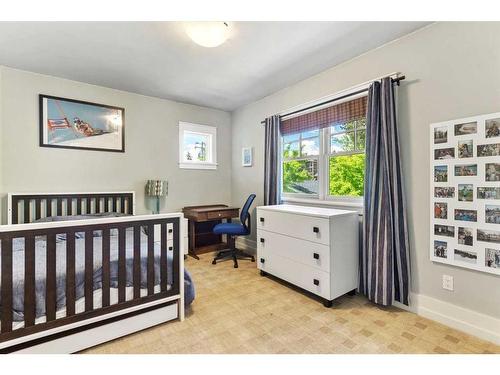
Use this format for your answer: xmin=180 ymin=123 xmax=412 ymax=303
xmin=264 ymin=115 xmax=281 ymax=206
xmin=361 ymin=78 xmax=411 ymax=306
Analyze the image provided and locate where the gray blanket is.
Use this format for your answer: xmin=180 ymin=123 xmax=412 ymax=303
xmin=2 ymin=228 xmax=174 ymax=322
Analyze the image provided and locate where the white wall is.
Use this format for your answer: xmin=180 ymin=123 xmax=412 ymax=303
xmin=231 ymin=22 xmax=500 ymax=320
xmin=0 ymin=67 xmax=232 ymax=224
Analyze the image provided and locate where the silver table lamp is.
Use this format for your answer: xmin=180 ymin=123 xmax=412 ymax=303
xmin=145 ymin=179 xmax=168 ymax=214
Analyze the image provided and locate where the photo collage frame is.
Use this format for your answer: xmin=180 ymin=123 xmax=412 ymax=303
xmin=430 ymin=112 xmax=500 ymax=275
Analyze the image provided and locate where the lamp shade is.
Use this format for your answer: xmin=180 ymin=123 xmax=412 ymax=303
xmin=145 ymin=180 xmax=168 ymax=197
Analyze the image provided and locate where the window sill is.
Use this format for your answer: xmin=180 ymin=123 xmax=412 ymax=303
xmin=281 ymin=196 xmax=363 ymax=209
xmin=179 ymin=162 xmax=217 ymax=170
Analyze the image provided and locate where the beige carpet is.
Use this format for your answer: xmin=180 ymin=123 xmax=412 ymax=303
xmin=83 ymin=253 xmax=500 ymax=354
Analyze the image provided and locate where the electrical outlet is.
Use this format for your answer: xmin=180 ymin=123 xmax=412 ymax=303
xmin=442 ymin=275 xmax=454 ymax=291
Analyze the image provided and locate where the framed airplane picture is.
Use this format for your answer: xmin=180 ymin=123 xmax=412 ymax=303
xmin=39 ymin=94 xmax=125 ymax=152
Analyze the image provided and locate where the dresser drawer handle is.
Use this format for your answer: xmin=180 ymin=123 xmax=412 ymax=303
xmin=168 ymin=246 xmax=173 ymax=251
xmin=313 ymin=226 xmax=319 ymax=233
xmin=260 ymin=238 xmax=265 ymax=243
xmin=313 ymin=253 xmax=319 ymax=259
xmin=260 ymin=217 xmax=265 ymax=222
xmin=313 ymin=279 xmax=319 ymax=286
xmin=168 ymin=229 xmax=173 ymax=233
xmin=260 ymin=258 xmax=265 ymax=264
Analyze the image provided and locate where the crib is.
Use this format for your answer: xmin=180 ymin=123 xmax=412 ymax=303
xmin=0 ymin=192 xmax=184 ymax=353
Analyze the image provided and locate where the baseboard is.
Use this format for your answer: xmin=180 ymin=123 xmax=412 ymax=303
xmin=404 ymin=293 xmax=500 ymax=345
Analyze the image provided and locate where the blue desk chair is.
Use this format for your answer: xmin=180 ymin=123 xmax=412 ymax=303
xmin=212 ymin=194 xmax=256 ymax=268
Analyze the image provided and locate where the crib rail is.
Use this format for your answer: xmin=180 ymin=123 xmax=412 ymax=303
xmin=8 ymin=192 xmax=135 ymax=224
xmin=0 ymin=213 xmax=181 ymax=349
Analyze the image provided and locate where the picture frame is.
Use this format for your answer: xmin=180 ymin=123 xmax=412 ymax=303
xmin=242 ymin=147 xmax=253 ymax=167
xmin=430 ymin=111 xmax=500 ymax=275
xmin=39 ymin=94 xmax=125 ymax=152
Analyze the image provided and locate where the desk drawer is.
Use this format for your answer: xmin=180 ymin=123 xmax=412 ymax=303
xmin=207 ymin=209 xmax=238 ymax=220
xmin=257 ymin=208 xmax=330 ymax=245
xmin=257 ymin=229 xmax=330 ymax=273
xmin=257 ymin=252 xmax=331 ymax=299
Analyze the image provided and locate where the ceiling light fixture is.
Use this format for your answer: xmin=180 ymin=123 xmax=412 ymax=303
xmin=185 ymin=22 xmax=230 ymax=48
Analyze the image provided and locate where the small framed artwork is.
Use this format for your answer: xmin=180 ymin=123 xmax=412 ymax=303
xmin=39 ymin=94 xmax=125 ymax=152
xmin=242 ymin=147 xmax=253 ymax=167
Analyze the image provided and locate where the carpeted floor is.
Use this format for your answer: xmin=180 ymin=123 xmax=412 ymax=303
xmin=83 ymin=253 xmax=500 ymax=354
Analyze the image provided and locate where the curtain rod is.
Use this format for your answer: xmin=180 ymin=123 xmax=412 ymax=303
xmin=260 ymin=75 xmax=405 ymax=125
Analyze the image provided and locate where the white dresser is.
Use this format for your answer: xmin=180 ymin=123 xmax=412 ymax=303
xmin=256 ymin=204 xmax=359 ymax=307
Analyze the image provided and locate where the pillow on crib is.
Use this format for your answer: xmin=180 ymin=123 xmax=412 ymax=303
xmin=34 ymin=213 xmax=131 ymax=240
xmin=34 ymin=212 xmax=130 ymax=223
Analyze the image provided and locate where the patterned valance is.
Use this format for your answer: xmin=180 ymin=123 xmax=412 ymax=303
xmin=280 ymin=95 xmax=367 ymax=135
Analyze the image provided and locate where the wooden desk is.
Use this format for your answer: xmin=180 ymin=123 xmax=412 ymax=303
xmin=182 ymin=204 xmax=240 ymax=260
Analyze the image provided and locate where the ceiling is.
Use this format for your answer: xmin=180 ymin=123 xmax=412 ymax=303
xmin=0 ymin=22 xmax=429 ymax=111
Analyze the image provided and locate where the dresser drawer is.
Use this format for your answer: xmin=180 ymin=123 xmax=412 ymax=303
xmin=257 ymin=252 xmax=331 ymax=299
xmin=257 ymin=208 xmax=330 ymax=245
xmin=257 ymin=229 xmax=330 ymax=272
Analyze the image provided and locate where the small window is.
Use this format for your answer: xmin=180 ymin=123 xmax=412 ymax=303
xmin=179 ymin=122 xmax=217 ymax=170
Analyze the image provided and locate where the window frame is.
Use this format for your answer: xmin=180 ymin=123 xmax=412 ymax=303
xmin=280 ymin=93 xmax=367 ymax=205
xmin=178 ymin=121 xmax=217 ymax=170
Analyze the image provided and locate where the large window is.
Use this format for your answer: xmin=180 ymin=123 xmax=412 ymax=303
xmin=179 ymin=122 xmax=217 ymax=170
xmin=281 ymin=95 xmax=367 ymax=202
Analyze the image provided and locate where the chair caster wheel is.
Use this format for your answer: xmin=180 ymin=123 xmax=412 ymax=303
xmin=260 ymin=270 xmax=267 ymax=276
xmin=234 ymin=264 xmax=238 ymax=268
xmin=251 ymin=257 xmax=255 ymax=262
xmin=212 ymin=260 xmax=216 ymax=265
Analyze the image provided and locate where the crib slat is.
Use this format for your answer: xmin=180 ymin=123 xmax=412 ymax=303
xmin=133 ymin=226 xmax=141 ymax=299
xmin=24 ymin=236 xmax=36 ymax=327
xmin=24 ymin=199 xmax=30 ymax=223
xmin=172 ymin=218 xmax=180 ymax=295
xmin=46 ymin=233 xmax=57 ymax=322
xmin=12 ymin=200 xmax=19 ymax=224
xmin=104 ymin=196 xmax=109 ymax=212
xmin=66 ymin=230 xmax=76 ymax=317
xmin=84 ymin=230 xmax=93 ymax=312
xmin=120 ymin=198 xmax=126 ymax=214
xmin=118 ymin=226 xmax=126 ymax=302
xmin=46 ymin=198 xmax=52 ymax=217
xmin=160 ymin=223 xmax=168 ymax=292
xmin=147 ymin=225 xmax=154 ymax=295
xmin=112 ymin=197 xmax=117 ymax=212
xmin=86 ymin=198 xmax=91 ymax=214
xmin=35 ymin=199 xmax=42 ymax=220
xmin=57 ymin=198 xmax=62 ymax=216
xmin=67 ymin=198 xmax=72 ymax=216
xmin=102 ymin=228 xmax=110 ymax=307
xmin=1 ymin=236 xmax=13 ymax=332
xmin=77 ymin=198 xmax=82 ymax=215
